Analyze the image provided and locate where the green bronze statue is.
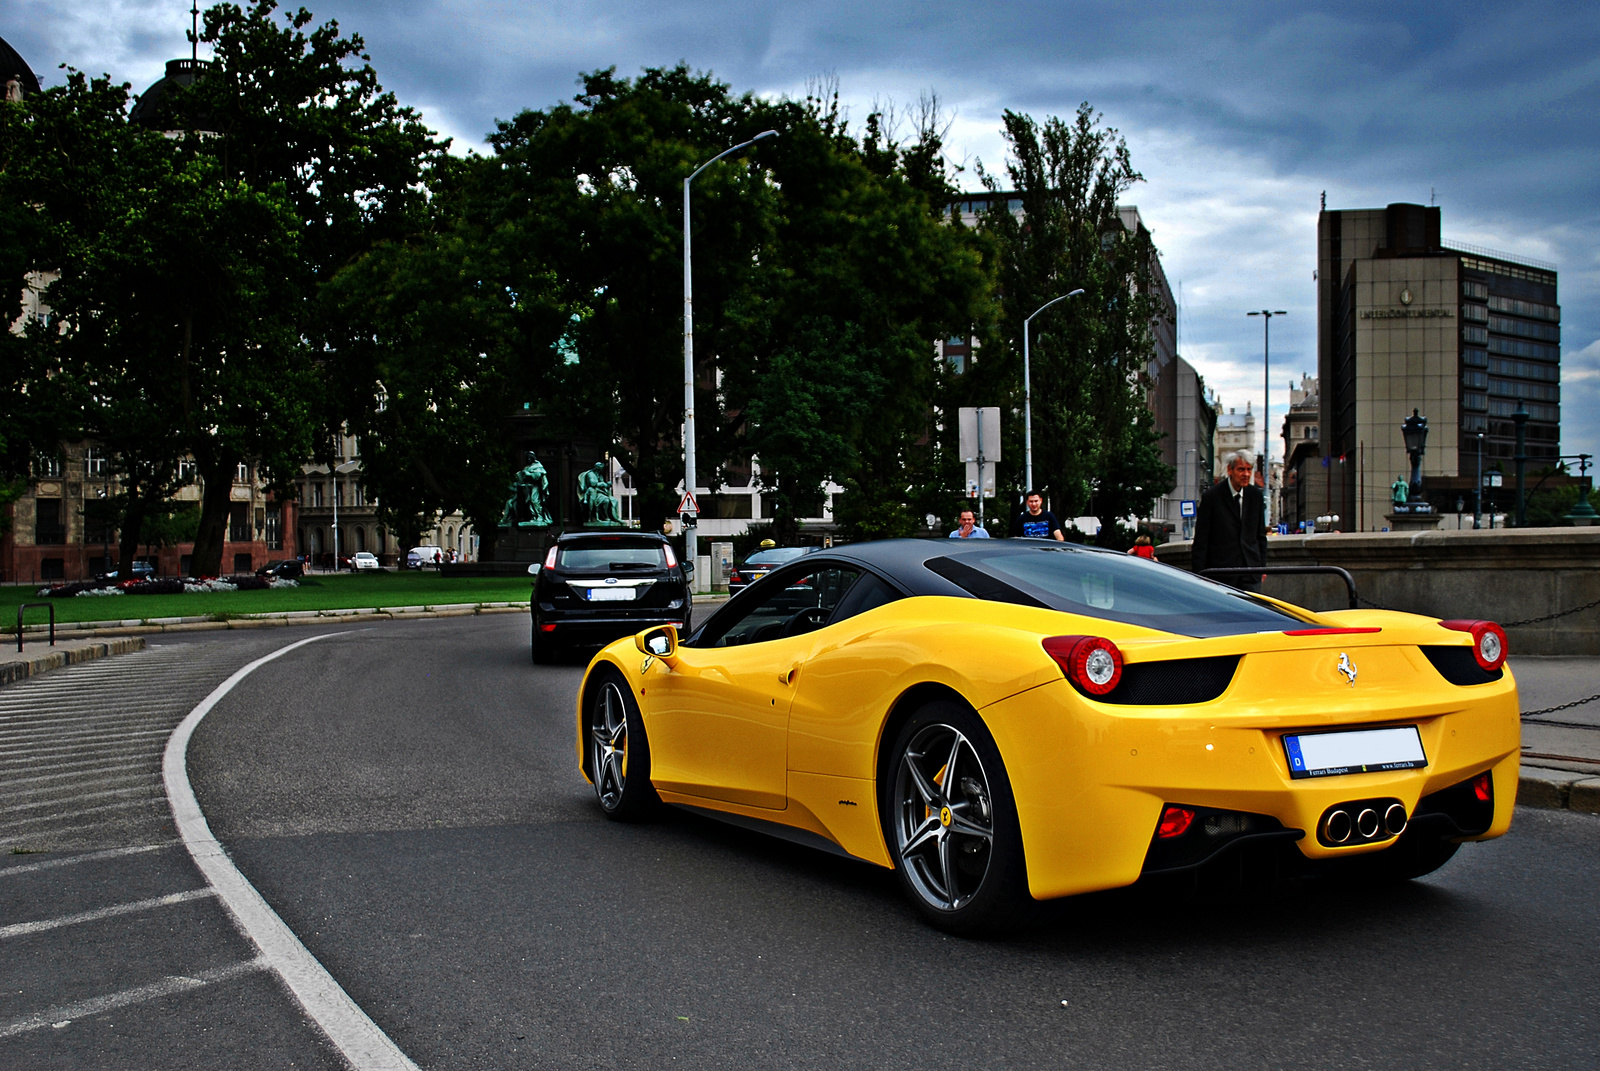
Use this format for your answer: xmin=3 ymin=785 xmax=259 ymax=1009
xmin=578 ymin=462 xmax=623 ymax=526
xmin=502 ymin=455 xmax=551 ymax=527
xmin=1390 ymin=475 xmax=1409 ymax=506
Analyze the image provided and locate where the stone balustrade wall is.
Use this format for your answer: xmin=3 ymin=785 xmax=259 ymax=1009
xmin=1156 ymin=528 xmax=1600 ymax=655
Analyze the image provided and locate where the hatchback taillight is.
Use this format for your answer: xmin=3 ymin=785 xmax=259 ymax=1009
xmin=543 ymin=545 xmax=558 ymax=571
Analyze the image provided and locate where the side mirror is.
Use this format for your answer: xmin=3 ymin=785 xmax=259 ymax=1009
xmin=634 ymin=624 xmax=679 ymax=660
xmin=682 ymin=558 xmax=695 ymax=576
xmin=526 ymin=563 xmax=539 ymax=576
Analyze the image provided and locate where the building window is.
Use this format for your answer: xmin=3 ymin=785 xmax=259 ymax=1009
xmin=1489 ymin=357 xmax=1559 ymax=382
xmin=33 ymin=453 xmax=63 ymax=478
xmin=35 ymin=498 xmax=66 ymax=545
xmin=1488 ymin=378 xmax=1559 ymax=403
xmin=312 ymin=482 xmax=324 ymax=508
xmin=333 ymin=480 xmax=343 ymax=507
xmin=1462 ymin=369 xmax=1488 ymax=390
xmin=1461 ymin=279 xmax=1488 ymax=301
xmin=1463 ymin=393 xmax=1488 ymax=412
xmin=265 ymin=507 xmax=282 ymax=550
xmin=1462 ymin=304 xmax=1488 ymax=323
xmin=1461 ymin=325 xmax=1487 ymax=344
xmin=1488 ymin=337 xmax=1560 ymax=362
xmin=1489 ymin=399 xmax=1557 ymax=421
xmin=1487 ymin=294 xmax=1559 ymax=321
xmin=1462 ymin=413 xmax=1488 ymax=432
xmin=229 ymin=503 xmax=251 ymax=542
xmin=178 ymin=458 xmax=196 ymax=480
xmin=235 ymin=461 xmax=251 ymax=484
xmin=351 ymin=483 xmax=366 ymax=507
xmin=84 ymin=448 xmax=107 ymax=476
xmin=1462 ymin=348 xmax=1489 ymax=368
xmin=1489 ymin=316 xmax=1559 ymax=342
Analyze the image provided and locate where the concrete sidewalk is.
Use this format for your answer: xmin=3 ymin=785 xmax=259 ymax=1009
xmin=0 ymin=636 xmax=147 ymax=686
xmin=1511 ymin=655 xmax=1600 ymax=813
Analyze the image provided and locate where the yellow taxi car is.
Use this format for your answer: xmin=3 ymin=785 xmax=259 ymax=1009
xmin=575 ymin=539 xmax=1517 ymax=932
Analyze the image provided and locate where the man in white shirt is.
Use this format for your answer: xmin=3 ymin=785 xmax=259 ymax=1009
xmin=948 ymin=508 xmax=991 ymax=539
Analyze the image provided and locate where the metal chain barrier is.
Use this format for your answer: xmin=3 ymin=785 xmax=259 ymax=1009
xmin=1521 ymin=693 xmax=1600 ymax=720
xmin=1500 ymin=594 xmax=1600 ymax=628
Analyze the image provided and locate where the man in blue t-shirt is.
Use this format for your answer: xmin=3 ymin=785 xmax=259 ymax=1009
xmin=1015 ymin=491 xmax=1065 ymax=540
xmin=948 ymin=508 xmax=991 ymax=539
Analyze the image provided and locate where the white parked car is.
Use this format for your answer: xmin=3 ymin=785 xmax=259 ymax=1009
xmin=352 ymin=552 xmax=381 ymax=571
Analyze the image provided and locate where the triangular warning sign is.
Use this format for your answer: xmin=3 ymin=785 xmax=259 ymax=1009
xmin=677 ymin=491 xmax=700 ymax=515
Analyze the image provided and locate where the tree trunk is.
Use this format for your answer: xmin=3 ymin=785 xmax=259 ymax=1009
xmin=189 ymin=462 xmax=236 ymax=577
xmin=117 ymin=489 xmax=148 ymax=578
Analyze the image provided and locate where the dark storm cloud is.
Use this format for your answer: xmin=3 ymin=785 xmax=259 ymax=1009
xmin=9 ymin=0 xmax=1600 ymax=459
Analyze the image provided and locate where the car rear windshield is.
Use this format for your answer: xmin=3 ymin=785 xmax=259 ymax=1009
xmin=927 ymin=546 xmax=1305 ymax=637
xmin=557 ymin=539 xmax=666 ymax=571
xmin=745 ymin=547 xmax=810 ymax=567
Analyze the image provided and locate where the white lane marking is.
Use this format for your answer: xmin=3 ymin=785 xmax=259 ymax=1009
xmin=0 ymin=765 xmax=151 ymax=789
xmin=0 ymin=888 xmax=215 ymax=939
xmin=0 ymin=957 xmax=266 ymax=1039
xmin=0 ymin=784 xmax=154 ymax=817
xmin=164 ymin=630 xmax=419 ymax=1071
xmin=0 ymin=798 xmax=161 ymax=829
xmin=0 ymin=843 xmax=171 ymax=877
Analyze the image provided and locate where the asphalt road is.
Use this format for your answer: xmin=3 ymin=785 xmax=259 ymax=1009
xmin=6 ymin=616 xmax=1599 ymax=1068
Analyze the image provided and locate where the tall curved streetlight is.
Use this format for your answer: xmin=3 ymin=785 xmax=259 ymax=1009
xmin=1247 ymin=309 xmax=1287 ymax=528
xmin=682 ymin=129 xmax=777 ymax=577
xmin=1023 ymin=289 xmax=1085 ymax=492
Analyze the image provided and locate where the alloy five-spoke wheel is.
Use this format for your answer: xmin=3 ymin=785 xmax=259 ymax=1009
xmin=885 ymin=701 xmax=1030 ymax=933
xmin=587 ymin=669 xmax=656 ymax=820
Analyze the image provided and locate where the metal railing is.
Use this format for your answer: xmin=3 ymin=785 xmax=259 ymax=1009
xmin=1200 ymin=566 xmax=1358 ymax=609
xmin=16 ymin=603 xmax=56 ymax=653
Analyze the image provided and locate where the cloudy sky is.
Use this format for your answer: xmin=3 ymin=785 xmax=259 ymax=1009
xmin=10 ymin=0 xmax=1600 ymax=470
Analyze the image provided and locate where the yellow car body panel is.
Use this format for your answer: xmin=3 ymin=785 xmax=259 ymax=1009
xmin=576 ymin=595 xmax=1518 ymax=901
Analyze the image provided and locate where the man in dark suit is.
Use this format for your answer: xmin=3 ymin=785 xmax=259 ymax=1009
xmin=1192 ymin=451 xmax=1269 ymax=590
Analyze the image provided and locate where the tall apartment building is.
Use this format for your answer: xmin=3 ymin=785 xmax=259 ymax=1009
xmin=1318 ymin=203 xmax=1560 ymax=530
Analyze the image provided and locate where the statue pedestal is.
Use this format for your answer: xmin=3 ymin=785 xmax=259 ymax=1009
xmin=1385 ymin=508 xmax=1440 ymax=532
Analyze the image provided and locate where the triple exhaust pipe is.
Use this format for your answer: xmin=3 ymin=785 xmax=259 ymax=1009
xmin=1319 ymin=798 xmax=1407 ymax=846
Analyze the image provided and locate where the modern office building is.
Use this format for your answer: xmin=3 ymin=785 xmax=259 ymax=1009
xmin=1317 ymin=203 xmax=1560 ymax=530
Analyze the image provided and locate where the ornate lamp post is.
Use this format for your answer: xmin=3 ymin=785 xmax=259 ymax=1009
xmin=1400 ymin=408 xmax=1429 ymax=505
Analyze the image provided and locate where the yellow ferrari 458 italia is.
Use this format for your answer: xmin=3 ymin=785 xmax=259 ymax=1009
xmin=574 ymin=539 xmax=1517 ymax=932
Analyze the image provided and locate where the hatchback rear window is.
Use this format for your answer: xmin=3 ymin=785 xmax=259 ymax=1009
xmin=558 ymin=540 xmax=666 ymax=571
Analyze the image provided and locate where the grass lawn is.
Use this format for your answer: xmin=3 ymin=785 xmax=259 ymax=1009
xmin=5 ymin=571 xmax=531 ymax=630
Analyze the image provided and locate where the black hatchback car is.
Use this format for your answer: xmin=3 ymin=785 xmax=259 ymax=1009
xmin=530 ymin=532 xmax=692 ymax=662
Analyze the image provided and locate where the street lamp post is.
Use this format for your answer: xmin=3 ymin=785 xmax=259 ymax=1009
xmin=1247 ymin=309 xmax=1287 ymax=528
xmin=1474 ymin=432 xmax=1483 ymax=529
xmin=1023 ymin=289 xmax=1085 ymax=492
xmin=683 ymin=129 xmax=777 ymax=581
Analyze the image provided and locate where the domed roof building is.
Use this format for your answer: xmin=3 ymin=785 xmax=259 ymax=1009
xmin=1 ymin=33 xmax=42 ymax=101
xmin=129 ymin=57 xmax=209 ymax=127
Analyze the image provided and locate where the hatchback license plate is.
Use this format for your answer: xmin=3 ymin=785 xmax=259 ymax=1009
xmin=586 ymin=587 xmax=636 ymax=602
xmin=1283 ymin=726 xmax=1426 ymax=779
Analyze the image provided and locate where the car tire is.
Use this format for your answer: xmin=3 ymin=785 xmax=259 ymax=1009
xmin=586 ymin=667 xmax=658 ymax=821
xmin=882 ymin=699 xmax=1033 ymax=935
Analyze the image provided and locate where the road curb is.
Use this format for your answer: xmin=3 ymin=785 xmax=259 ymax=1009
xmin=1519 ymin=765 xmax=1600 ymax=814
xmin=0 ymin=636 xmax=148 ymax=686
xmin=6 ymin=603 xmax=528 ymax=643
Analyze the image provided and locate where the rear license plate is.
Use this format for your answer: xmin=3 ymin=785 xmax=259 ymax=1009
xmin=1283 ymin=726 xmax=1426 ymax=779
xmin=586 ymin=587 xmax=636 ymax=602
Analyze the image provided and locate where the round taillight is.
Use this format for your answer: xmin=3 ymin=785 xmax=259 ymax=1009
xmin=1441 ymin=619 xmax=1508 ymax=671
xmin=1042 ymin=635 xmax=1124 ymax=696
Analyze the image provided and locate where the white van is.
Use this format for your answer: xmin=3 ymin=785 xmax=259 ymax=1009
xmin=406 ymin=546 xmax=445 ymax=570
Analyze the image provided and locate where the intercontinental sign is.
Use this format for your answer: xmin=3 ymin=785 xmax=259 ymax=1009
xmin=1361 ymin=307 xmax=1454 ymax=319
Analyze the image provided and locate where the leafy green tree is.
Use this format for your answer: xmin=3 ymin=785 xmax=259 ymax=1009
xmin=977 ymin=104 xmax=1173 ymax=545
xmin=325 ymin=156 xmax=570 ymax=559
xmin=141 ymin=1 xmax=444 ymax=573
